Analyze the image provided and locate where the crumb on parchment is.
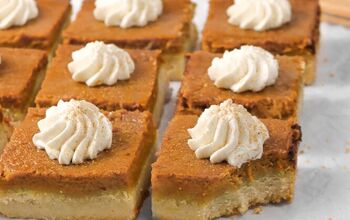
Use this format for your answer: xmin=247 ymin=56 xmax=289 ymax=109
xmin=253 ymin=206 xmax=263 ymax=214
xmin=345 ymin=147 xmax=350 ymax=154
xmin=329 ymin=72 xmax=336 ymax=78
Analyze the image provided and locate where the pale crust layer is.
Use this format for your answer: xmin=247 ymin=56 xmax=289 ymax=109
xmin=153 ymin=170 xmax=295 ymax=220
xmin=161 ymin=23 xmax=198 ymax=81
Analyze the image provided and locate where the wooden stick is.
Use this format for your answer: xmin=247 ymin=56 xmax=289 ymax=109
xmin=320 ymin=0 xmax=350 ymax=19
xmin=322 ymin=13 xmax=350 ymax=28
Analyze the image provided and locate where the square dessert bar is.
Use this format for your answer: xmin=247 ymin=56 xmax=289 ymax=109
xmin=63 ymin=0 xmax=197 ymax=80
xmin=152 ymin=114 xmax=301 ymax=220
xmin=202 ymin=0 xmax=320 ymax=84
xmin=177 ymin=51 xmax=304 ymax=120
xmin=0 ymin=47 xmax=47 ymax=151
xmin=0 ymin=108 xmax=156 ymax=219
xmin=35 ymin=44 xmax=168 ymax=125
xmin=0 ymin=0 xmax=70 ymax=51
xmin=0 ymin=47 xmax=47 ymax=123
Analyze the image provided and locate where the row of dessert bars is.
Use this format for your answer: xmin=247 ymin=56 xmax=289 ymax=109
xmin=0 ymin=0 xmax=319 ymax=219
xmin=153 ymin=0 xmax=317 ymax=218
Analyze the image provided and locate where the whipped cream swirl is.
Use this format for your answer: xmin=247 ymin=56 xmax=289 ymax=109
xmin=68 ymin=41 xmax=135 ymax=87
xmin=0 ymin=0 xmax=38 ymax=30
xmin=33 ymin=100 xmax=113 ymax=165
xmin=188 ymin=100 xmax=269 ymax=168
xmin=93 ymin=0 xmax=163 ymax=28
xmin=227 ymin=0 xmax=292 ymax=31
xmin=208 ymin=46 xmax=279 ymax=93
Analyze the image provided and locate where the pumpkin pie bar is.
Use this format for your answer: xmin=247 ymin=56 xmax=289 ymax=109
xmin=202 ymin=0 xmax=320 ymax=84
xmin=35 ymin=44 xmax=168 ymax=125
xmin=0 ymin=108 xmax=156 ymax=219
xmin=0 ymin=0 xmax=71 ymax=53
xmin=0 ymin=47 xmax=47 ymax=151
xmin=177 ymin=51 xmax=304 ymax=120
xmin=152 ymin=114 xmax=301 ymax=219
xmin=63 ymin=0 xmax=197 ymax=80
xmin=0 ymin=47 xmax=47 ymax=123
